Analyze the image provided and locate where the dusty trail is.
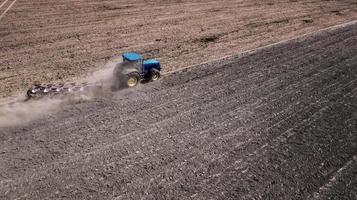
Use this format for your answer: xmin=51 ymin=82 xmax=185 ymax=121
xmin=0 ymin=21 xmax=356 ymax=199
xmin=0 ymin=58 xmax=120 ymax=128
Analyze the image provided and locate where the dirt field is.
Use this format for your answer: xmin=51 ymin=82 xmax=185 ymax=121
xmin=0 ymin=21 xmax=356 ymax=199
xmin=0 ymin=0 xmax=357 ymax=97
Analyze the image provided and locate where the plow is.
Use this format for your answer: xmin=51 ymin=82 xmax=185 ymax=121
xmin=26 ymin=82 xmax=101 ymax=100
xmin=25 ymin=52 xmax=161 ymax=100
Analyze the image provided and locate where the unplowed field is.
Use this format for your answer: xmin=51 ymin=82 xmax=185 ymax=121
xmin=1 ymin=0 xmax=357 ymax=97
xmin=0 ymin=21 xmax=356 ymax=199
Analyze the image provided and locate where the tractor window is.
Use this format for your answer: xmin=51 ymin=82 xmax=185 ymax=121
xmin=132 ymin=60 xmax=142 ymax=70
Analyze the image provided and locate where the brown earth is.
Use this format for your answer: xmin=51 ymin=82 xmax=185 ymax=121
xmin=0 ymin=0 xmax=357 ymax=97
xmin=0 ymin=22 xmax=356 ymax=200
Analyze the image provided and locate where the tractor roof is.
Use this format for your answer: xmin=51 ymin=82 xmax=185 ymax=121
xmin=122 ymin=52 xmax=143 ymax=61
xmin=143 ymin=59 xmax=160 ymax=65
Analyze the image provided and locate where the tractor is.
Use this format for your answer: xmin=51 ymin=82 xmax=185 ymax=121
xmin=112 ymin=52 xmax=161 ymax=89
xmin=25 ymin=52 xmax=161 ymax=99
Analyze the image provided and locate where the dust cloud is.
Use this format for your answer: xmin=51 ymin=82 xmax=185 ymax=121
xmin=83 ymin=57 xmax=122 ymax=86
xmin=0 ymin=97 xmax=64 ymax=127
xmin=0 ymin=57 xmax=122 ymax=128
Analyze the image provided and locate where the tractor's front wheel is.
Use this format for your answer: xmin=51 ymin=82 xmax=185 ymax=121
xmin=126 ymin=72 xmax=140 ymax=87
xmin=149 ymin=69 xmax=160 ymax=81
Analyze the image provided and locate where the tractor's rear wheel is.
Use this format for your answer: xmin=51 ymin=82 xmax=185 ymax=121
xmin=149 ymin=69 xmax=160 ymax=81
xmin=126 ymin=72 xmax=140 ymax=87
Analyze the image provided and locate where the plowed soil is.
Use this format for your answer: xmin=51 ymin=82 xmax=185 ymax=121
xmin=0 ymin=21 xmax=356 ymax=199
xmin=1 ymin=0 xmax=357 ymax=97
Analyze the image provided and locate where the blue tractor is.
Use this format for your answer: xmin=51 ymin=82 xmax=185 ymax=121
xmin=25 ymin=52 xmax=162 ymax=99
xmin=114 ymin=52 xmax=161 ymax=88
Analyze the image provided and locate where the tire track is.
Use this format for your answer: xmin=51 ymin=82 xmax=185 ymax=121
xmin=0 ymin=0 xmax=17 ymax=21
xmin=0 ymin=0 xmax=10 ymax=10
xmin=310 ymin=155 xmax=357 ymax=200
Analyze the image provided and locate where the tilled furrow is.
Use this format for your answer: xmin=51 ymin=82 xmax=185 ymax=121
xmin=2 ymin=32 xmax=356 ymax=199
xmin=2 ymin=42 xmax=355 ymax=181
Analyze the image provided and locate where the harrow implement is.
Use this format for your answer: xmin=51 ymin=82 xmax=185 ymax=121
xmin=26 ymin=82 xmax=101 ymax=100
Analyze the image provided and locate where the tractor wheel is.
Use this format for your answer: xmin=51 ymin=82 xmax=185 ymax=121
xmin=149 ymin=69 xmax=160 ymax=81
xmin=126 ymin=72 xmax=140 ymax=87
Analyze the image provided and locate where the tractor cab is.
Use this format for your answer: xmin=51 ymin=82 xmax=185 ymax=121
xmin=122 ymin=52 xmax=161 ymax=74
